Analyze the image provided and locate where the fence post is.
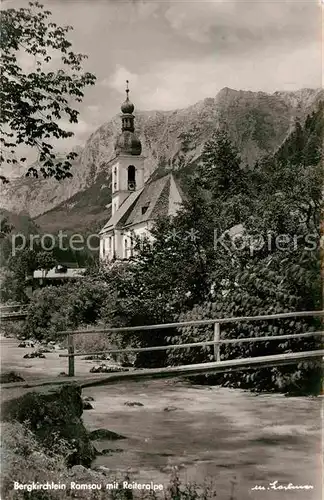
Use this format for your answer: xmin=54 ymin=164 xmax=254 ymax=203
xmin=68 ymin=334 xmax=75 ymax=377
xmin=214 ymin=322 xmax=220 ymax=361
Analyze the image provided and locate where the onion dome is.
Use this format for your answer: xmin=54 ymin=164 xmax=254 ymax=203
xmin=115 ymin=130 xmax=142 ymax=156
xmin=114 ymin=80 xmax=142 ymax=156
xmin=121 ymin=79 xmax=134 ymax=114
xmin=121 ymin=100 xmax=134 ymax=113
xmin=121 ymin=97 xmax=134 ymax=114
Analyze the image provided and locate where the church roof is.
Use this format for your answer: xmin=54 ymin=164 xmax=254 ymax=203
xmin=124 ymin=174 xmax=171 ymax=227
xmin=99 ymin=189 xmax=143 ymax=234
xmin=99 ymin=173 xmax=183 ymax=234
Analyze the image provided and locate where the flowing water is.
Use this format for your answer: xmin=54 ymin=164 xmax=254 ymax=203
xmin=1 ymin=335 xmax=322 ymax=499
xmin=82 ymin=379 xmax=322 ymax=500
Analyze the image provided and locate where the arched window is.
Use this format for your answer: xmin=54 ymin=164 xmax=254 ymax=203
xmin=128 ymin=165 xmax=136 ymax=191
xmin=123 ymin=238 xmax=128 ymax=259
xmin=113 ymin=167 xmax=117 ymax=192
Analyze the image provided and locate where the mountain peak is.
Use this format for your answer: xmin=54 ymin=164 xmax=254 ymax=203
xmin=2 ymin=88 xmax=323 ymax=224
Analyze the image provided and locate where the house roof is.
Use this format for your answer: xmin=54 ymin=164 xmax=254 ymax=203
xmin=33 ymin=268 xmax=86 ymax=279
xmin=100 ymin=173 xmax=184 ymax=234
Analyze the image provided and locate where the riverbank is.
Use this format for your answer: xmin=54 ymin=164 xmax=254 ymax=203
xmin=1 ymin=334 xmax=322 ymax=499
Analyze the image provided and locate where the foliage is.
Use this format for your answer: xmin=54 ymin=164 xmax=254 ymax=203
xmin=0 ymin=1 xmax=96 ymax=182
xmin=0 ymin=216 xmax=13 ymax=238
xmin=1 ymin=421 xmax=69 ymax=499
xmin=23 ymin=285 xmax=67 ymax=340
xmin=95 ymin=130 xmax=252 ymax=366
xmin=23 ymin=277 xmax=110 ymax=341
xmin=93 ymin=261 xmax=177 ymax=367
xmin=1 ymin=248 xmax=57 ymax=303
xmin=166 ymin=114 xmax=323 ymax=394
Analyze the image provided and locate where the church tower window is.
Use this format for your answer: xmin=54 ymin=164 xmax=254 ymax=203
xmin=128 ymin=165 xmax=136 ymax=191
xmin=113 ymin=166 xmax=117 ymax=192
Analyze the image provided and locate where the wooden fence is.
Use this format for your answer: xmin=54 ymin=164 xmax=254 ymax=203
xmin=59 ymin=310 xmax=324 ymax=378
xmin=0 ymin=304 xmax=27 ymax=322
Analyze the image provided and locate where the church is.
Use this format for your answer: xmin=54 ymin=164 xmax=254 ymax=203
xmin=99 ymin=82 xmax=184 ymax=262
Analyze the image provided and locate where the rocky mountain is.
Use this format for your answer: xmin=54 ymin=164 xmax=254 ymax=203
xmin=0 ymin=208 xmax=39 ymax=235
xmin=1 ymin=87 xmax=323 ymax=233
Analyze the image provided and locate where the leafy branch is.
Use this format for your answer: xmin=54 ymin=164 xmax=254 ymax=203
xmin=0 ymin=1 xmax=96 ymax=181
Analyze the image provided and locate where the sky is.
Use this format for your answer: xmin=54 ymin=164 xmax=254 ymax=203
xmin=2 ymin=0 xmax=323 ymax=151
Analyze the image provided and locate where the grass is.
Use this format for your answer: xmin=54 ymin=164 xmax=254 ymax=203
xmin=0 ymin=320 xmax=25 ymax=338
xmin=73 ymin=332 xmax=113 ymax=354
xmin=73 ymin=332 xmax=135 ymax=366
xmin=1 ymin=422 xmax=223 ymax=499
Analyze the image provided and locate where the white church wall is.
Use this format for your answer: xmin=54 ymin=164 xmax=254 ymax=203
xmin=111 ymin=155 xmax=144 ymax=215
xmin=99 ymin=233 xmax=114 ymax=261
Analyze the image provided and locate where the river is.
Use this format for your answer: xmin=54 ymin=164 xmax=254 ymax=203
xmin=82 ymin=379 xmax=321 ymax=500
xmin=1 ymin=334 xmax=322 ymax=499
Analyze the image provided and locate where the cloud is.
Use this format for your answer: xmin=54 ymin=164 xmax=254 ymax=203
xmin=130 ymin=0 xmax=160 ymax=21
xmin=53 ymin=118 xmax=96 ymax=150
xmin=87 ymin=105 xmax=100 ymax=114
xmin=127 ymin=40 xmax=321 ymax=111
xmin=165 ymin=0 xmax=227 ymax=43
xmin=164 ymin=0 xmax=320 ymax=48
xmin=101 ymin=64 xmax=140 ymax=94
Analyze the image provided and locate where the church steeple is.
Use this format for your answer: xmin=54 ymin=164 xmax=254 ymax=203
xmin=115 ymin=80 xmax=142 ymax=155
xmin=111 ymin=81 xmax=144 ymax=216
xmin=121 ymin=80 xmax=135 ymax=118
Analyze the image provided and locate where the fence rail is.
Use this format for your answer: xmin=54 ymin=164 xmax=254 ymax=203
xmin=58 ymin=310 xmax=324 ymax=336
xmin=58 ymin=310 xmax=324 ymax=377
xmin=0 ymin=304 xmax=21 ymax=310
xmin=0 ymin=312 xmax=27 ymax=321
xmin=0 ymin=303 xmax=27 ymax=319
xmin=79 ymin=350 xmax=324 ymax=388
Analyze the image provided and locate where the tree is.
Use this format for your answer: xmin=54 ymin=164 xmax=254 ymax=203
xmin=197 ymin=129 xmax=245 ymax=195
xmin=2 ymin=247 xmax=56 ymax=302
xmin=23 ymin=277 xmax=111 ymax=341
xmin=0 ymin=1 xmax=96 ymax=182
xmin=96 ymin=117 xmax=322 ymax=393
xmin=168 ymin=114 xmax=323 ymax=394
xmin=0 ymin=216 xmax=13 ymax=239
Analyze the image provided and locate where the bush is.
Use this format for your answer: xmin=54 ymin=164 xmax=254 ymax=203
xmin=23 ymin=278 xmax=111 ymax=342
xmin=167 ymin=293 xmax=322 ymax=395
xmin=74 ymin=332 xmax=113 ymax=354
xmin=0 ymin=319 xmax=25 ymax=338
xmin=23 ymin=286 xmax=68 ymax=342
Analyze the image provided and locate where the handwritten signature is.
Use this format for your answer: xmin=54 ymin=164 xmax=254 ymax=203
xmin=251 ymin=481 xmax=314 ymax=491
